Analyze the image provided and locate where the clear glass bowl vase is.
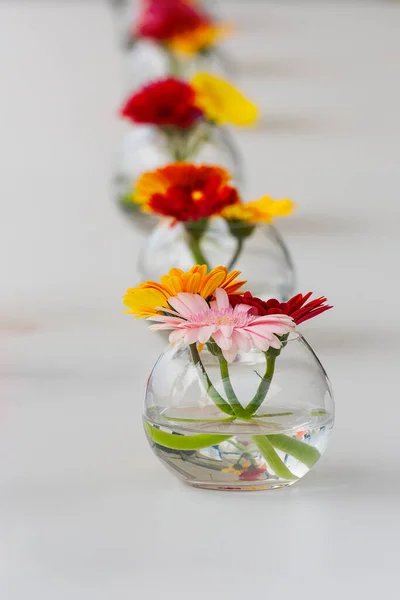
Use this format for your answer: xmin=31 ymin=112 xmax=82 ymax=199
xmin=138 ymin=218 xmax=295 ymax=301
xmin=143 ymin=334 xmax=334 ymax=491
xmin=114 ymin=126 xmax=243 ymax=232
xmin=125 ymin=40 xmax=233 ymax=93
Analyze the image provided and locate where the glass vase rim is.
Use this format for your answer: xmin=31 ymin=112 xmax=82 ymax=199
xmin=159 ymin=217 xmax=275 ymax=231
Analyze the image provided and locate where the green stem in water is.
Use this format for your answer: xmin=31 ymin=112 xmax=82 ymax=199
xmin=244 ymin=348 xmax=280 ymax=417
xmin=217 ymin=353 xmax=247 ymax=419
xmin=189 ymin=343 xmax=234 ymax=416
xmin=267 ymin=434 xmax=321 ymax=469
xmin=144 ymin=421 xmax=231 ymax=451
xmin=253 ymin=435 xmax=297 ymax=480
xmin=227 ymin=237 xmax=244 ymax=271
xmin=162 ymin=415 xmax=236 ymax=424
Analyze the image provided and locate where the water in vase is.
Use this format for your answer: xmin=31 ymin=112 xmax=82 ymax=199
xmin=144 ymin=408 xmax=333 ymax=491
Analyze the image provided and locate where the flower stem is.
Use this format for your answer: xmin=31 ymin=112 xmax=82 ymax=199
xmin=217 ymin=354 xmax=247 ymax=419
xmin=227 ymin=237 xmax=244 ymax=271
xmin=172 ymin=146 xmax=187 ymax=162
xmin=185 ymin=126 xmax=210 ymax=161
xmin=186 ymin=233 xmax=210 ymax=270
xmin=166 ymin=49 xmax=184 ymax=78
xmin=189 ymin=343 xmax=234 ymax=416
xmin=267 ymin=434 xmax=321 ymax=469
xmin=244 ymin=348 xmax=280 ymax=417
xmin=253 ymin=435 xmax=297 ymax=480
xmin=144 ymin=421 xmax=232 ymax=451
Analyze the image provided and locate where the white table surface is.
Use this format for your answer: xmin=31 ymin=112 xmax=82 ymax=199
xmin=1 ymin=1 xmax=400 ymax=598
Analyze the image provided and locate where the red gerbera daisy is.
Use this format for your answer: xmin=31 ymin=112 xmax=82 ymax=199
xmin=136 ymin=163 xmax=240 ymax=223
xmin=120 ymin=78 xmax=203 ymax=129
xmin=229 ymin=292 xmax=332 ymax=325
xmin=135 ymin=0 xmax=208 ymax=42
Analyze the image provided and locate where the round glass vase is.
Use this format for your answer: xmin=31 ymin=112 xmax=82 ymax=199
xmin=113 ymin=125 xmax=243 ymax=233
xmin=138 ymin=218 xmax=295 ymax=301
xmin=143 ymin=335 xmax=334 ymax=491
xmin=125 ymin=40 xmax=233 ymax=93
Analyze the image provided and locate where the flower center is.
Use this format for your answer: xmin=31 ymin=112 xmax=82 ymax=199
xmin=191 ymin=190 xmax=204 ymax=202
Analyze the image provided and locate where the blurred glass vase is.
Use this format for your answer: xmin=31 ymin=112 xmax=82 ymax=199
xmin=133 ymin=162 xmax=296 ymax=300
xmin=114 ymin=124 xmax=242 ymax=230
xmin=125 ymin=40 xmax=234 ymax=92
xmin=126 ymin=0 xmax=234 ymax=90
xmin=138 ymin=218 xmax=295 ymax=301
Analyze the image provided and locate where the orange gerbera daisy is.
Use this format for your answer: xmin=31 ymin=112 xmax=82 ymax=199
xmin=123 ymin=265 xmax=246 ymax=318
xmin=135 ymin=163 xmax=240 ymax=222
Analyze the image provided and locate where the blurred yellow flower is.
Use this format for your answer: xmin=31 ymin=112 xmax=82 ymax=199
xmin=123 ymin=265 xmax=246 ymax=318
xmin=168 ymin=23 xmax=232 ymax=56
xmin=191 ymin=72 xmax=259 ymax=126
xmin=222 ymin=196 xmax=295 ymax=223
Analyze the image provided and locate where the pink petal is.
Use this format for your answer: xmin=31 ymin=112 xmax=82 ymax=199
xmin=169 ymin=329 xmax=186 ymax=343
xmin=149 ymin=323 xmax=178 ymax=331
xmin=197 ymin=325 xmax=214 ymax=344
xmin=247 ymin=331 xmax=270 ymax=351
xmin=253 ymin=314 xmax=295 ymax=328
xmin=168 ymin=293 xmax=209 ymax=319
xmin=252 ymin=317 xmax=295 ymax=334
xmin=222 ymin=344 xmax=239 ymax=363
xmin=167 ymin=296 xmax=195 ymax=319
xmin=184 ymin=328 xmax=203 ymax=345
xmin=220 ymin=325 xmax=233 ymax=338
xmin=231 ymin=329 xmax=252 ymax=352
xmin=154 ymin=306 xmax=182 ymax=318
xmin=214 ymin=288 xmax=229 ymax=311
xmin=212 ymin=329 xmax=233 ymax=351
xmin=233 ymin=304 xmax=252 ymax=316
xmin=247 ymin=324 xmax=283 ymax=338
xmin=146 ymin=315 xmax=185 ymax=324
xmin=180 ymin=292 xmax=209 ymax=315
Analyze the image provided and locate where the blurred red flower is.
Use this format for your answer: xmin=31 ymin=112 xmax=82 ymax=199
xmin=120 ymin=78 xmax=203 ymax=129
xmin=135 ymin=0 xmax=208 ymax=41
xmin=141 ymin=164 xmax=240 ymax=222
xmin=229 ymin=292 xmax=332 ymax=325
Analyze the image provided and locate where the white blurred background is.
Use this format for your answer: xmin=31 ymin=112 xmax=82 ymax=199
xmin=1 ymin=1 xmax=400 ymax=598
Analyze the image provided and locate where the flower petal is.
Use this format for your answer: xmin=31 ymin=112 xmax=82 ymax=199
xmin=214 ymin=288 xmax=229 ymax=310
xmin=212 ymin=329 xmax=232 ymax=351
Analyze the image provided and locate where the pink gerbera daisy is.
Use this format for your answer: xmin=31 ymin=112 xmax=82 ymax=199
xmin=148 ymin=288 xmax=295 ymax=362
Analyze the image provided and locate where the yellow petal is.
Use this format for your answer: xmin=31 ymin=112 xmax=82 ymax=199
xmin=123 ymin=288 xmax=169 ymax=317
xmin=248 ymin=196 xmax=295 ymax=220
xmin=191 ymin=72 xmax=259 ymax=126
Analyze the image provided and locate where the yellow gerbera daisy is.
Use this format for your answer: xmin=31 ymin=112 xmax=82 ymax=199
xmin=168 ymin=23 xmax=232 ymax=56
xmin=123 ymin=265 xmax=246 ymax=318
xmin=221 ymin=196 xmax=295 ymax=223
xmin=191 ymin=72 xmax=259 ymax=126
